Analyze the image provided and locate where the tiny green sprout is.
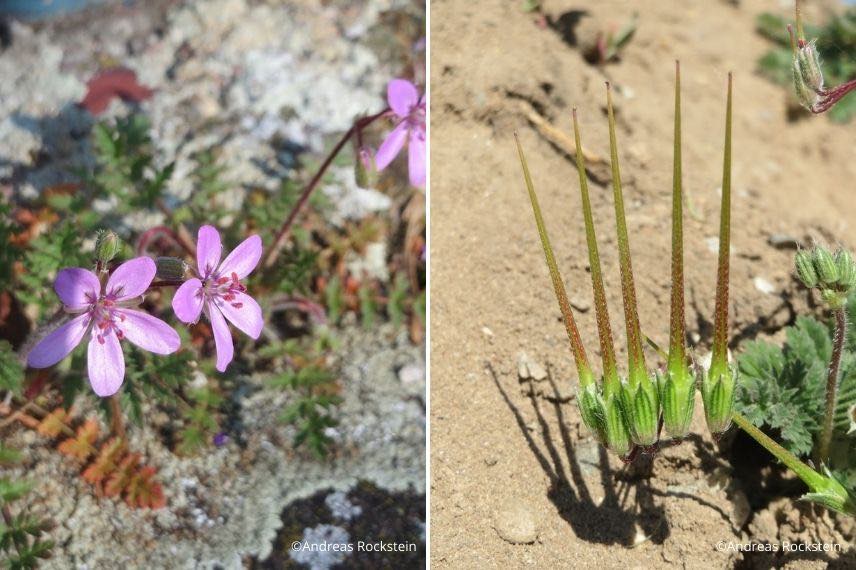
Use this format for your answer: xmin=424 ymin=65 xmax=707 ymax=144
xmin=701 ymin=72 xmax=737 ymax=437
xmin=94 ymin=229 xmax=122 ymax=264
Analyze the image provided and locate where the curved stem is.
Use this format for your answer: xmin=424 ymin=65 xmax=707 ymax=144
xmin=818 ymin=307 xmax=847 ymax=464
xmin=262 ymin=108 xmax=390 ymax=269
xmin=733 ymin=412 xmax=826 ymax=490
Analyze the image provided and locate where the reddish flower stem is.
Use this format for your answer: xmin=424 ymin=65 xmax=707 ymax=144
xmin=262 ymin=108 xmax=391 ymax=270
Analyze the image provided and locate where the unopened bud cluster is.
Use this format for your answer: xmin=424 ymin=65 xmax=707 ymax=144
xmin=94 ymin=230 xmax=122 ymax=264
xmin=792 ymin=39 xmax=825 ymax=110
xmin=795 ymin=246 xmax=856 ymax=309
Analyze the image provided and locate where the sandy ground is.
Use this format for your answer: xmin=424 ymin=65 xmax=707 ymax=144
xmin=430 ymin=0 xmax=856 ymax=568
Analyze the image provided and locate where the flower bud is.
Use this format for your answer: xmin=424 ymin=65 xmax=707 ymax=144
xmin=657 ymin=366 xmax=696 ymax=440
xmin=618 ymin=377 xmax=660 ymax=447
xmin=94 ymin=230 xmax=122 ymax=263
xmin=835 ymin=249 xmax=856 ymax=292
xmin=795 ymin=249 xmax=818 ymax=289
xmin=700 ymin=364 xmax=736 ymax=436
xmin=578 ymin=384 xmax=607 ymax=444
xmin=813 ymin=247 xmax=839 ymax=285
xmin=155 ymin=256 xmax=187 ymax=281
xmin=795 ymin=40 xmax=824 ymax=94
xmin=604 ymin=395 xmax=631 ymax=457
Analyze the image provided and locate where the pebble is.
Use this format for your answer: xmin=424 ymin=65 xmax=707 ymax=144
xmin=517 ymin=353 xmax=547 ymax=381
xmin=753 ymin=276 xmax=776 ymax=295
xmin=768 ymin=234 xmax=800 ymax=249
xmin=493 ymin=500 xmax=538 ymax=544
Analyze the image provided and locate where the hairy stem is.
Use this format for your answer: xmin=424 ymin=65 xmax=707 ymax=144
xmin=710 ymin=73 xmax=733 ymax=381
xmin=668 ymin=61 xmax=686 ymax=373
xmin=109 ymin=394 xmax=126 ymax=440
xmin=818 ymin=308 xmax=847 ymax=464
xmin=572 ymin=109 xmax=618 ymax=395
xmin=606 ymin=83 xmax=646 ymax=384
xmin=733 ymin=412 xmax=826 ymax=491
xmin=514 ymin=133 xmax=593 ymax=386
xmin=263 ymin=108 xmax=390 ymax=269
xmin=155 ymin=199 xmax=196 ymax=256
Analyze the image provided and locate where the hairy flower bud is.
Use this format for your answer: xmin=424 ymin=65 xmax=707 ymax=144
xmin=657 ymin=365 xmax=696 ymax=440
xmin=700 ymin=364 xmax=736 ymax=436
xmin=835 ymin=249 xmax=856 ymax=292
xmin=155 ymin=256 xmax=187 ymax=281
xmin=813 ymin=247 xmax=839 ymax=285
xmin=795 ymin=40 xmax=825 ymax=94
xmin=578 ymin=383 xmax=608 ymax=445
xmin=604 ymin=395 xmax=631 ymax=457
xmin=618 ymin=376 xmax=660 ymax=447
xmin=94 ymin=230 xmax=122 ymax=263
xmin=795 ymin=249 xmax=818 ymax=289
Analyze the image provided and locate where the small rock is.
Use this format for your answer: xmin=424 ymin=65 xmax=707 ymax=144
xmin=768 ymin=234 xmax=800 ymax=250
xmin=753 ymin=276 xmax=776 ymax=295
xmin=517 ymin=353 xmax=547 ymax=381
xmin=494 ymin=500 xmax=538 ymax=544
xmin=482 ymin=326 xmax=494 ymax=337
xmin=569 ymin=296 xmax=591 ymax=313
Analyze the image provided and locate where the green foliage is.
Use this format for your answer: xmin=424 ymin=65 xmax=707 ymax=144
xmin=87 ymin=115 xmax=174 ymax=209
xmin=173 ymin=150 xmax=230 ymax=227
xmin=0 ymin=201 xmax=20 ymax=292
xmin=16 ymin=221 xmax=89 ymax=316
xmin=0 ymin=342 xmax=23 ymax=395
xmin=176 ymin=387 xmax=224 ymax=456
xmin=736 ymin=297 xmax=856 ymax=482
xmin=270 ymin=365 xmax=342 ymax=459
xmin=0 ymin=448 xmax=54 ymax=569
xmin=756 ymin=10 xmax=856 ymax=122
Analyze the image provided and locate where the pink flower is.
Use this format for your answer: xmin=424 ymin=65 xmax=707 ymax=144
xmin=375 ymin=79 xmax=426 ymax=188
xmin=27 ymin=257 xmax=180 ymax=397
xmin=172 ymin=226 xmax=263 ymax=372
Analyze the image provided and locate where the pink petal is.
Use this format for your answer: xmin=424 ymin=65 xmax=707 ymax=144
xmin=217 ymin=235 xmax=263 ymax=280
xmin=54 ymin=268 xmax=100 ymax=310
xmin=408 ymin=128 xmax=426 ymax=187
xmin=375 ymin=122 xmax=408 ymax=171
xmin=387 ymin=79 xmax=419 ymax=117
xmin=87 ymin=329 xmax=125 ymax=397
xmin=197 ymin=225 xmax=222 ymax=278
xmin=206 ymin=304 xmax=233 ymax=373
xmin=115 ymin=309 xmax=180 ymax=355
xmin=106 ymin=257 xmax=156 ymax=300
xmin=27 ymin=313 xmax=91 ymax=368
xmin=216 ymin=291 xmax=263 ymax=340
xmin=172 ymin=278 xmax=204 ymax=323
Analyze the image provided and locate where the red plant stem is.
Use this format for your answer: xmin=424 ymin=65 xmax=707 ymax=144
xmin=815 ymin=79 xmax=856 ymax=114
xmin=818 ymin=307 xmax=847 ymax=464
xmin=710 ymin=73 xmax=733 ymax=379
xmin=137 ymin=225 xmax=194 ymax=258
xmin=262 ymin=108 xmax=390 ymax=269
xmin=155 ymin=199 xmax=196 ymax=256
xmin=109 ymin=394 xmax=126 ymax=440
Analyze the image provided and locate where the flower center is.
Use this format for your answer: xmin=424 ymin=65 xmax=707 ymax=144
xmin=202 ymin=271 xmax=246 ymax=310
xmin=89 ymin=298 xmax=125 ymax=344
